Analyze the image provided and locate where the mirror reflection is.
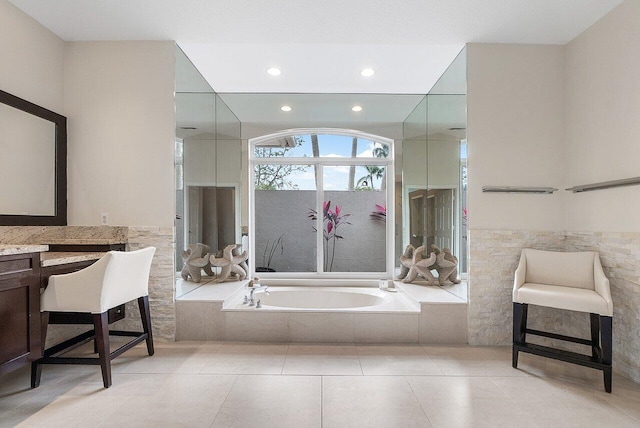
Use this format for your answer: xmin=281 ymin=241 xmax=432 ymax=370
xmin=0 ymin=88 xmax=66 ymax=226
xmin=0 ymin=101 xmax=56 ymax=216
xmin=174 ymin=45 xmax=466 ymax=282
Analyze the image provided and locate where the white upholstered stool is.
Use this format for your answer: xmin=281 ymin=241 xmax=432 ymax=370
xmin=512 ymin=248 xmax=613 ymax=392
xmin=31 ymin=247 xmax=156 ymax=388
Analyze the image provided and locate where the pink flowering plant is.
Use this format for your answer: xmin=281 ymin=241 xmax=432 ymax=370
xmin=370 ymin=204 xmax=386 ymax=223
xmin=308 ymin=201 xmax=351 ymax=272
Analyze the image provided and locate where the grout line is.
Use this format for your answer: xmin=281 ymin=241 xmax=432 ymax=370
xmin=405 ymin=375 xmax=434 ymax=427
xmin=280 ymin=344 xmax=290 ymax=375
xmin=320 ymin=376 xmax=324 ymax=428
xmin=209 ymin=374 xmax=240 ymax=428
xmin=355 ymin=344 xmax=365 ymax=376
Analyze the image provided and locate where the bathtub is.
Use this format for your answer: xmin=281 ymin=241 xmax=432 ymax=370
xmin=223 ymin=285 xmax=420 ymax=313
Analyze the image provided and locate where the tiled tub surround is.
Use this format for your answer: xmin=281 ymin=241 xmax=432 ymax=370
xmin=176 ymin=280 xmax=468 ymax=344
xmin=469 ymin=229 xmax=640 ymax=383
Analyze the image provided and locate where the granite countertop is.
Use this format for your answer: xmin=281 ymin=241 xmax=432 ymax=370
xmin=45 ymin=238 xmax=126 ymax=245
xmin=0 ymin=245 xmax=49 ymax=256
xmin=40 ymin=252 xmax=106 ymax=267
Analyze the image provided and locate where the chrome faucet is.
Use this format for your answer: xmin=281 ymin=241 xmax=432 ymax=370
xmin=247 ymin=285 xmax=269 ymax=306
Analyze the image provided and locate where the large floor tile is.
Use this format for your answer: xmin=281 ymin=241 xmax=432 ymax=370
xmin=407 ymin=375 xmax=511 ymax=403
xmin=2 ymin=342 xmax=640 ymax=427
xmin=211 ymin=375 xmax=321 ymax=428
xmin=424 ymin=345 xmax=525 ymax=376
xmin=357 ymin=345 xmax=442 ymax=375
xmin=199 ymin=343 xmax=288 ymax=374
xmin=521 ymin=400 xmax=639 ymax=427
xmin=112 ymin=344 xmax=203 ymax=374
xmin=515 ymin=352 xmax=609 ymax=388
xmin=14 ymin=394 xmax=128 ymax=428
xmin=598 ymin=374 xmax=640 ymax=421
xmin=100 ymin=374 xmax=237 ymax=428
xmin=417 ymin=396 xmax=536 ymax=428
xmin=323 ymin=376 xmax=432 ymax=427
xmin=407 ymin=375 xmax=535 ymax=428
xmin=283 ymin=344 xmax=362 ymax=375
xmin=64 ymin=373 xmax=169 ymax=397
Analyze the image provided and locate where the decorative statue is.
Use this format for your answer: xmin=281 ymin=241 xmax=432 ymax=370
xmin=397 ymin=245 xmax=437 ymax=284
xmin=433 ymin=245 xmax=461 ymax=286
xmin=210 ymin=244 xmax=249 ymax=282
xmin=181 ymin=243 xmax=214 ymax=283
xmin=232 ymin=244 xmax=250 ymax=279
xmin=397 ymin=244 xmax=460 ymax=285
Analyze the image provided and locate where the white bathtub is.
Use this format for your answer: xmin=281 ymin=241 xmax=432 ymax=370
xmin=224 ymin=285 xmax=420 ymax=313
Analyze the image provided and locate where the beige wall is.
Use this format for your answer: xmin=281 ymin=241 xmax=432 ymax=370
xmin=0 ymin=5 xmax=176 ymax=227
xmin=64 ymin=41 xmax=176 ymax=227
xmin=466 ymin=44 xmax=566 ymax=232
xmin=564 ymin=0 xmax=640 ymax=232
xmin=0 ymin=0 xmax=64 ymax=112
xmin=466 ymin=2 xmax=640 ymax=382
xmin=0 ymin=1 xmax=63 ymax=218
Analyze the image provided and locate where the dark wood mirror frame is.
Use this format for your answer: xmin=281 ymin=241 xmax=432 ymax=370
xmin=0 ymin=89 xmax=67 ymax=225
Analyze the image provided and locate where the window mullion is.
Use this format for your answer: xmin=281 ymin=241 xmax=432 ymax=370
xmin=316 ymin=164 xmax=324 ymax=274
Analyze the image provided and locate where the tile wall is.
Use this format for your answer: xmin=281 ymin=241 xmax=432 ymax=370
xmin=469 ymin=229 xmax=640 ymax=382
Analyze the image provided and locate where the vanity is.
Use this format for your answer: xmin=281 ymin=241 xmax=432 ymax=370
xmin=0 ymin=242 xmax=126 ymax=377
xmin=0 ymin=88 xmax=141 ymax=379
xmin=0 ymin=245 xmax=46 ymax=376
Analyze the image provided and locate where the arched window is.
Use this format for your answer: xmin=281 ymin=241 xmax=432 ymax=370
xmin=249 ymin=129 xmax=394 ymax=279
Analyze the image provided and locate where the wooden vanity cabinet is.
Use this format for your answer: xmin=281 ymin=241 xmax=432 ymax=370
xmin=0 ymin=252 xmax=42 ymax=376
xmin=0 ymin=245 xmax=128 ymax=378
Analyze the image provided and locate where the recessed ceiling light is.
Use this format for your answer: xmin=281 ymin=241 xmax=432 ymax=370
xmin=360 ymin=68 xmax=375 ymax=77
xmin=267 ymin=67 xmax=282 ymax=76
xmin=280 ymin=105 xmax=292 ymax=112
xmin=351 ymin=105 xmax=363 ymax=112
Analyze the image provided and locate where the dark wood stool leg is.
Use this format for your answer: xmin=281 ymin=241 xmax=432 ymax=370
xmin=31 ymin=312 xmax=50 ymax=388
xmin=138 ymin=296 xmax=154 ymax=356
xmin=600 ymin=315 xmax=613 ymax=393
xmin=590 ymin=313 xmax=601 ymax=358
xmin=512 ymin=303 xmax=528 ymax=368
xmin=93 ymin=312 xmax=112 ymax=388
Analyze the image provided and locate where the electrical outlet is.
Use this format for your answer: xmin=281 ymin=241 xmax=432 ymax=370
xmin=101 ymin=213 xmax=109 ymax=225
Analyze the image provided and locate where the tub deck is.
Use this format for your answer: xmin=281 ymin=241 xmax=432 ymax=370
xmin=175 ymin=278 xmax=468 ymax=344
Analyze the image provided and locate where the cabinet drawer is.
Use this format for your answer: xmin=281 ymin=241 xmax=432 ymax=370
xmin=0 ymin=255 xmax=33 ymax=278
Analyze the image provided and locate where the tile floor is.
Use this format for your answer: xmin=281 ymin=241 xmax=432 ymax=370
xmin=1 ymin=342 xmax=639 ymax=427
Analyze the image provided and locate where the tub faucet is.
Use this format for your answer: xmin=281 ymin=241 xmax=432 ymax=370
xmin=248 ymin=285 xmax=269 ymax=306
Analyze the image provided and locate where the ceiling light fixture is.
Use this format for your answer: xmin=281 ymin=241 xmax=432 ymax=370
xmin=267 ymin=67 xmax=282 ymax=76
xmin=351 ymin=105 xmax=363 ymax=112
xmin=360 ymin=68 xmax=375 ymax=77
xmin=280 ymin=105 xmax=292 ymax=112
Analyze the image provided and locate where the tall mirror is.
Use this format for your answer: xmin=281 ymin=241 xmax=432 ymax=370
xmin=398 ymin=48 xmax=467 ymax=300
xmin=175 ymin=46 xmax=243 ymax=277
xmin=0 ymin=90 xmax=67 ymax=225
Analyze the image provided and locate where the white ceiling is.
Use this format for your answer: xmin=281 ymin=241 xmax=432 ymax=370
xmin=10 ymin=0 xmax=622 ymax=94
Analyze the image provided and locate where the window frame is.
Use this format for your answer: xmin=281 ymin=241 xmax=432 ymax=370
xmin=249 ymin=128 xmax=395 ymax=281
